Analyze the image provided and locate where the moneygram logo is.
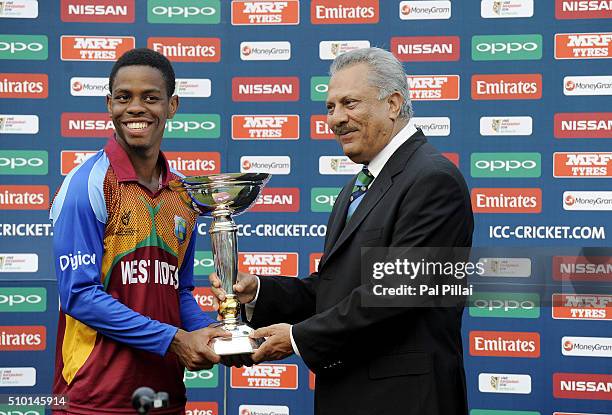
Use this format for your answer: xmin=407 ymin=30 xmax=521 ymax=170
xmin=148 ymin=37 xmax=220 ymax=62
xmin=0 ymin=151 xmax=47 ymax=175
xmin=478 ymin=373 xmax=532 ymax=394
xmin=185 ymin=402 xmax=218 ymax=415
xmin=554 ymin=113 xmax=612 ymax=138
xmin=553 ymin=152 xmax=612 ymax=177
xmin=319 ymin=156 xmax=360 ymax=175
xmin=231 ymin=0 xmax=300 ymax=25
xmin=184 ymin=367 xmax=218 ymax=388
xmin=0 ymin=73 xmax=48 ymax=99
xmin=553 ymin=256 xmax=612 ymax=281
xmin=240 ymin=156 xmax=291 ymax=175
xmin=0 ymin=185 xmax=49 ymax=210
xmin=562 ymin=336 xmax=612 ymax=357
xmin=471 ymin=153 xmax=541 ymax=178
xmin=555 ymin=32 xmax=612 ymax=59
xmin=239 ymin=405 xmax=289 ymax=415
xmin=231 ymin=364 xmax=298 ymax=389
xmin=0 ymin=326 xmax=45 ymax=351
xmin=175 ymin=78 xmax=211 ymax=98
xmin=70 ymin=77 xmax=109 ymax=96
xmin=469 ymin=331 xmax=540 ymax=357
xmin=165 ymin=152 xmax=220 ymax=175
xmin=61 ymin=113 xmax=114 ymax=137
xmin=407 ymin=75 xmax=460 ymax=100
xmin=319 ymin=40 xmax=370 ymax=60
xmin=192 ymin=287 xmax=215 ymax=312
xmin=60 ymin=151 xmax=97 ymax=175
xmin=564 ymin=75 xmax=612 ymax=96
xmin=239 ymin=252 xmax=299 ymax=277
xmin=399 ymin=1 xmax=451 ymax=20
xmin=392 ymin=36 xmax=460 ymax=61
xmin=0 ymin=35 xmax=47 ymax=60
xmin=0 ymin=0 xmax=38 ymax=18
xmin=0 ymin=254 xmax=38 ymax=272
xmin=61 ymin=35 xmax=135 ymax=61
xmin=311 ymin=188 xmax=342 ymax=212
xmin=165 ymin=114 xmax=220 ymax=139
xmin=148 ymin=0 xmax=220 ymax=24
xmin=472 ymin=34 xmax=542 ymax=61
xmin=250 ymin=188 xmax=300 ymax=212
xmin=240 ymin=41 xmax=291 ymax=61
xmin=472 ymin=74 xmax=542 ymax=99
xmin=310 ymin=115 xmax=334 ymax=139
xmin=0 ymin=115 xmax=39 ymax=134
xmin=556 ymin=0 xmax=612 ymax=19
xmin=311 ymin=76 xmax=330 ymax=101
xmin=232 ymin=77 xmax=299 ymax=102
xmin=481 ymin=0 xmax=534 ymax=18
xmin=471 ymin=188 xmax=541 ymax=213
xmin=61 ymin=0 xmax=135 ymax=23
xmin=552 ymin=294 xmax=612 ymax=320
xmin=194 ymin=251 xmax=214 ymax=276
xmin=311 ymin=0 xmax=379 ymax=24
xmin=310 ymin=253 xmax=323 ymax=273
xmin=553 ymin=373 xmax=612 ymax=400
xmin=563 ymin=191 xmax=612 ymax=211
xmin=0 ymin=288 xmax=46 ymax=312
xmin=469 ymin=292 xmax=540 ymax=318
xmin=232 ymin=115 xmax=299 ymax=140
xmin=412 ymin=117 xmax=451 ymax=136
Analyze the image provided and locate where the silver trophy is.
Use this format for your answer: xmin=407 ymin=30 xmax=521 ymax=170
xmin=170 ymin=173 xmax=270 ymax=355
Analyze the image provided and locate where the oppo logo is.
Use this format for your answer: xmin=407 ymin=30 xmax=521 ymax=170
xmin=184 ymin=370 xmax=214 ymax=381
xmin=476 ymin=41 xmax=538 ymax=54
xmin=166 ymin=120 xmax=216 ymax=132
xmin=0 ymin=294 xmax=42 ymax=307
xmin=151 ymin=6 xmax=217 ymax=17
xmin=194 ymin=258 xmax=214 ymax=268
xmin=0 ymin=157 xmax=43 ymax=169
xmin=0 ymin=42 xmax=43 ymax=53
xmin=315 ymin=194 xmax=338 ymax=206
xmin=474 ymin=299 xmax=535 ymax=311
xmin=314 ymin=84 xmax=328 ymax=93
xmin=0 ymin=411 xmax=42 ymax=415
xmin=474 ymin=159 xmax=537 ymax=171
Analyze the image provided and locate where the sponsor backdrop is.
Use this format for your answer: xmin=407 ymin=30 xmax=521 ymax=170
xmin=0 ymin=1 xmax=611 ymax=414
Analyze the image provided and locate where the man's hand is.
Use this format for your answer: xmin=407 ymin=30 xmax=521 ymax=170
xmin=250 ymin=323 xmax=294 ymax=363
xmin=209 ymin=271 xmax=259 ymax=310
xmin=169 ymin=327 xmax=230 ymax=371
xmin=220 ymin=353 xmax=254 ymax=368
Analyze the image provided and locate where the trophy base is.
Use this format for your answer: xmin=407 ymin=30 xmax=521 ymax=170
xmin=210 ymin=323 xmax=262 ymax=356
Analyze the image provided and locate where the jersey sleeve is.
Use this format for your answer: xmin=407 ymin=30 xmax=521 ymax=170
xmin=50 ymin=153 xmax=178 ymax=356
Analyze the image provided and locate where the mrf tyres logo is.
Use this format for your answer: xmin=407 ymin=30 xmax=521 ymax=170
xmin=552 ymin=294 xmax=612 ymax=320
xmin=472 ymin=34 xmax=542 ymax=60
xmin=407 ymin=75 xmax=460 ymax=100
xmin=148 ymin=0 xmax=220 ymax=24
xmin=553 ymin=152 xmax=612 ymax=177
xmin=61 ymin=35 xmax=135 ymax=61
xmin=238 ymin=252 xmax=299 ymax=277
xmin=555 ymin=32 xmax=612 ymax=59
xmin=0 ymin=35 xmax=48 ymax=60
xmin=231 ymin=0 xmax=300 ymax=25
xmin=232 ymin=115 xmax=299 ymax=140
xmin=471 ymin=153 xmax=541 ymax=178
xmin=231 ymin=364 xmax=298 ymax=389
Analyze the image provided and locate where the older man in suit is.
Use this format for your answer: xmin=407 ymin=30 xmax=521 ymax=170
xmin=211 ymin=47 xmax=473 ymax=415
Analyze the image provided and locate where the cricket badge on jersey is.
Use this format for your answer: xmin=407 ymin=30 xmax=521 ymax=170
xmin=174 ymin=215 xmax=187 ymax=244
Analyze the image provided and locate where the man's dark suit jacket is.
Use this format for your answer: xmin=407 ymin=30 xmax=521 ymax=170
xmin=250 ymin=130 xmax=474 ymax=415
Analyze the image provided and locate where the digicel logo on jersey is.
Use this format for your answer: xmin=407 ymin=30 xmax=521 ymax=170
xmin=556 ymin=0 xmax=612 ymax=19
xmin=555 ymin=32 xmax=612 ymax=59
xmin=311 ymin=0 xmax=379 ymax=24
xmin=60 ymin=35 xmax=135 ymax=61
xmin=231 ymin=0 xmax=300 ymax=25
xmin=310 ymin=115 xmax=334 ymax=139
xmin=554 ymin=373 xmax=612 ymax=400
xmin=61 ymin=113 xmax=114 ymax=137
xmin=61 ymin=151 xmax=98 ymax=175
xmin=165 ymin=152 xmax=220 ymax=175
xmin=472 ymin=74 xmax=542 ymax=100
xmin=553 ymin=152 xmax=612 ymax=177
xmin=310 ymin=253 xmax=323 ymax=273
xmin=232 ymin=115 xmax=299 ymax=140
xmin=232 ymin=77 xmax=299 ymax=102
xmin=185 ymin=402 xmax=218 ymax=415
xmin=250 ymin=188 xmax=300 ymax=212
xmin=231 ymin=364 xmax=298 ymax=389
xmin=147 ymin=37 xmax=221 ymax=62
xmin=407 ymin=75 xmax=460 ymax=101
xmin=238 ymin=253 xmax=299 ymax=277
xmin=0 ymin=73 xmax=48 ymax=99
xmin=553 ymin=256 xmax=612 ymax=281
xmin=471 ymin=188 xmax=542 ymax=213
xmin=554 ymin=113 xmax=612 ymax=138
xmin=552 ymin=294 xmax=612 ymax=320
xmin=192 ymin=287 xmax=215 ymax=313
xmin=0 ymin=185 xmax=49 ymax=210
xmin=469 ymin=331 xmax=540 ymax=357
xmin=392 ymin=36 xmax=460 ymax=61
xmin=0 ymin=326 xmax=46 ymax=351
xmin=61 ymin=0 xmax=135 ymax=23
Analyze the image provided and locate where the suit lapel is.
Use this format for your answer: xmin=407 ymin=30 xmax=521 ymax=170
xmin=323 ymin=184 xmax=352 ymax=253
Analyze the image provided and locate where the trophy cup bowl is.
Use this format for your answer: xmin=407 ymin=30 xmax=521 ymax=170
xmin=169 ymin=173 xmax=271 ymax=355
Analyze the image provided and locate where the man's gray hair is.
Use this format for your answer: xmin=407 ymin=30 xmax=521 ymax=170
xmin=329 ymin=47 xmax=413 ymax=120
